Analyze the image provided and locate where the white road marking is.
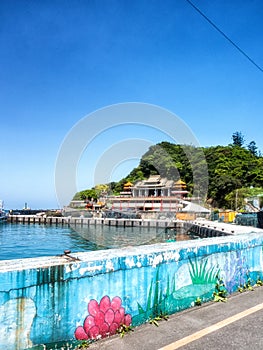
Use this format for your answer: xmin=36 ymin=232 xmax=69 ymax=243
xmin=158 ymin=302 xmax=263 ymax=350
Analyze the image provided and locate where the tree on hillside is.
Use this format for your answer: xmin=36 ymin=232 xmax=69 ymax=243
xmin=73 ymin=189 xmax=98 ymax=201
xmin=94 ymin=184 xmax=109 ymax=196
xmin=232 ymin=131 xmax=245 ymax=147
xmin=247 ymin=141 xmax=258 ymax=156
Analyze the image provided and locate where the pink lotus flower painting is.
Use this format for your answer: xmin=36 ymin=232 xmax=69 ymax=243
xmin=75 ymin=295 xmax=132 ymax=340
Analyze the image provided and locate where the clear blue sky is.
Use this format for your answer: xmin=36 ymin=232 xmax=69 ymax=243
xmin=1 ymin=0 xmax=262 ymax=209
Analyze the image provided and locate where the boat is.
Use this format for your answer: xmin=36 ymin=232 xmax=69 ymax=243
xmin=0 ymin=200 xmax=8 ymax=222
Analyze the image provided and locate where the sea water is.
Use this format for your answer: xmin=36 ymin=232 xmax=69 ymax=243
xmin=0 ymin=222 xmax=195 ymax=260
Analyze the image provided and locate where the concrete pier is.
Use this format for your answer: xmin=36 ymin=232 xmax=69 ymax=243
xmin=8 ymin=215 xmax=263 ymax=240
xmin=8 ymin=215 xmax=173 ymax=228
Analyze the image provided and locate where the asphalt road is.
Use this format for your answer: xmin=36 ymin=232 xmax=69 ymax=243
xmin=89 ymin=286 xmax=263 ymax=350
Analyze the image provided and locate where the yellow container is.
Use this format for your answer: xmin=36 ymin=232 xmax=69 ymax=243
xmin=219 ymin=211 xmax=237 ymax=223
xmin=176 ymin=212 xmax=196 ymax=221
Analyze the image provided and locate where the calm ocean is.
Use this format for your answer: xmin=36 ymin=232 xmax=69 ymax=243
xmin=0 ymin=222 xmax=180 ymax=260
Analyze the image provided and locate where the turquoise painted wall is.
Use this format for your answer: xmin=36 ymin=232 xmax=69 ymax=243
xmin=1 ymin=232 xmax=263 ymax=349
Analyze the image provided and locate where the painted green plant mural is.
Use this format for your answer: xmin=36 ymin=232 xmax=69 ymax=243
xmin=137 ymin=266 xmax=171 ymax=319
xmin=188 ymin=256 xmax=219 ymax=284
xmin=134 ymin=256 xmax=221 ymax=326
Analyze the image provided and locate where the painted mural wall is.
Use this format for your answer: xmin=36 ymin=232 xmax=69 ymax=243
xmin=1 ymin=232 xmax=263 ymax=349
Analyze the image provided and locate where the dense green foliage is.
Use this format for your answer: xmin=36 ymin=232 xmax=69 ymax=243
xmin=205 ymin=144 xmax=263 ymax=207
xmin=74 ymin=140 xmax=263 ymax=209
xmin=112 ymin=142 xmax=263 ymax=208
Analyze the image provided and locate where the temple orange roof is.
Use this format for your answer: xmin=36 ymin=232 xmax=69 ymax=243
xmin=175 ymin=179 xmax=186 ymax=185
xmin=174 ymin=179 xmax=187 ymax=189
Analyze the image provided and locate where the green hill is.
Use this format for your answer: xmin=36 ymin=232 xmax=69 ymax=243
xmin=74 ymin=141 xmax=263 ymax=209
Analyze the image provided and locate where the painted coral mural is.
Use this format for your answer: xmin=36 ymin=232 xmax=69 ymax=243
xmin=75 ymin=295 xmax=132 ymax=340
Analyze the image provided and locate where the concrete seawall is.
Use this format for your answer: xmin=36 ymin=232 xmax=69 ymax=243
xmin=1 ymin=221 xmax=263 ymax=349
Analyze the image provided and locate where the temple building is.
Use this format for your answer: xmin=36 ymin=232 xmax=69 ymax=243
xmin=130 ymin=175 xmax=188 ymax=198
xmin=107 ymin=175 xmax=191 ymax=212
xmin=68 ymin=175 xmax=210 ymax=217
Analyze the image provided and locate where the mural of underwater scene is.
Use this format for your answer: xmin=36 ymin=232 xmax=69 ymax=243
xmin=73 ymin=255 xmax=221 ymax=341
xmin=2 ymin=233 xmax=263 ymax=349
xmin=132 ymin=248 xmax=263 ymax=328
xmin=132 ymin=256 xmax=220 ymax=326
xmin=74 ymin=249 xmax=260 ymax=342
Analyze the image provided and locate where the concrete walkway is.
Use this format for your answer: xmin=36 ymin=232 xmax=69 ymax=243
xmin=89 ymin=286 xmax=263 ymax=350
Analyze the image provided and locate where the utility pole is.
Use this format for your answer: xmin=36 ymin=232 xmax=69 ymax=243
xmin=235 ymin=189 xmax=238 ymax=211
